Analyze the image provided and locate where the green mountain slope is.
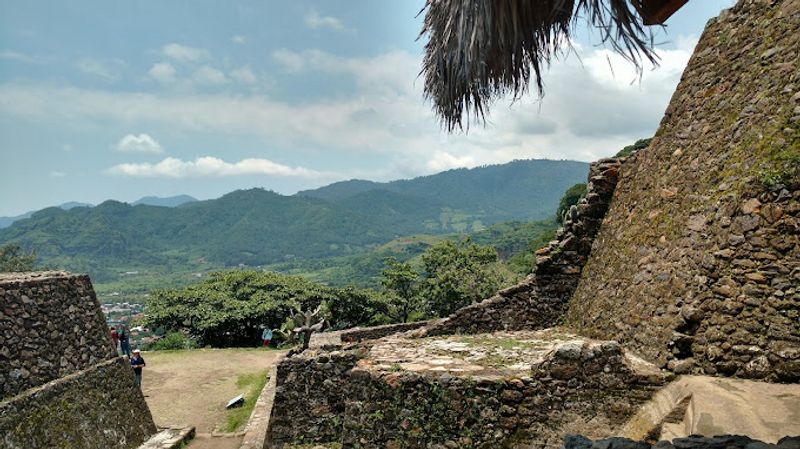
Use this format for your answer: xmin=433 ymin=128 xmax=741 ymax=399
xmin=0 ymin=159 xmax=587 ymax=285
xmin=299 ymin=159 xmax=588 ymax=222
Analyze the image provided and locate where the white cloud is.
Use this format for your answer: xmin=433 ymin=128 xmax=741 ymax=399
xmin=50 ymin=171 xmax=66 ymax=178
xmin=148 ymin=62 xmax=177 ymax=83
xmin=272 ymin=49 xmax=418 ymax=94
xmin=304 ymin=10 xmax=352 ymax=33
xmin=231 ymin=35 xmax=247 ymax=45
xmin=0 ymin=51 xmax=38 ymax=64
xmin=230 ymin=66 xmax=257 ymax=84
xmin=162 ymin=43 xmax=210 ymax=62
xmin=116 ymin=134 xmax=163 ymax=154
xmin=76 ymin=58 xmax=116 ymax=79
xmin=193 ymin=65 xmax=227 ymax=85
xmin=1 ymin=39 xmax=697 ymax=180
xmin=107 ymin=156 xmax=321 ymax=178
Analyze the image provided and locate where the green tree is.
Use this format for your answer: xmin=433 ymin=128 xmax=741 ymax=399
xmin=380 ymin=257 xmax=424 ymax=322
xmin=420 ymin=239 xmax=501 ymax=317
xmin=0 ymin=243 xmax=36 ymax=272
xmin=556 ymin=183 xmax=587 ymax=223
xmin=144 ymin=270 xmax=385 ymax=347
xmin=615 ymin=137 xmax=652 ymax=157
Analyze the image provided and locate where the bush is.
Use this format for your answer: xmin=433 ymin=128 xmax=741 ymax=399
xmin=556 ymin=183 xmax=587 ymax=223
xmin=149 ymin=332 xmax=195 ymax=350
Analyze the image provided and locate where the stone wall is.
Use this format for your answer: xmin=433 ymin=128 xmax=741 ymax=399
xmin=339 ymin=321 xmax=430 ymax=343
xmin=0 ymin=271 xmax=157 ymax=449
xmin=266 ymin=338 xmax=665 ymax=449
xmin=567 ymin=0 xmax=800 ymax=382
xmin=563 ymin=434 xmax=800 ymax=449
xmin=419 ymin=158 xmax=625 ymax=336
xmin=0 ymin=357 xmax=157 ymax=449
xmin=342 ymin=340 xmax=663 ymax=449
xmin=266 ymin=349 xmax=365 ymax=448
xmin=0 ymin=271 xmax=117 ymax=398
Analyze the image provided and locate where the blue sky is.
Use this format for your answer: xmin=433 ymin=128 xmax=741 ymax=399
xmin=0 ymin=0 xmax=736 ymax=216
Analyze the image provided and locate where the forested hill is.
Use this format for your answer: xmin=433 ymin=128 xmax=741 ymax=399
xmin=298 ymin=159 xmax=588 ymax=222
xmin=0 ymin=159 xmax=587 ymax=281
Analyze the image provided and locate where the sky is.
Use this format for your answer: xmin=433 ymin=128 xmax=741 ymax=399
xmin=0 ymin=0 xmax=736 ymax=216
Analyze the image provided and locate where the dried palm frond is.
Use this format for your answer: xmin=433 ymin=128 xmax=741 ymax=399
xmin=419 ymin=0 xmax=659 ymax=132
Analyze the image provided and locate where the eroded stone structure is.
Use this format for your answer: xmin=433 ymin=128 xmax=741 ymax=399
xmin=0 ymin=272 xmax=157 ymax=449
xmin=1 ymin=272 xmax=117 ymax=398
xmin=567 ymin=0 xmax=800 ymax=382
xmin=267 ymin=331 xmax=665 ymax=449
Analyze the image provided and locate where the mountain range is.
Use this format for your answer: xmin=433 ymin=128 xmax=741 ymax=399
xmin=0 ymin=159 xmax=587 ymax=282
xmin=0 ymin=195 xmax=198 ymax=229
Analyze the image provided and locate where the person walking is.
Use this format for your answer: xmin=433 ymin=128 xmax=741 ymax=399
xmin=130 ymin=349 xmax=146 ymax=388
xmin=110 ymin=326 xmax=119 ymax=354
xmin=118 ymin=324 xmax=131 ymax=357
xmin=261 ymin=327 xmax=273 ymax=347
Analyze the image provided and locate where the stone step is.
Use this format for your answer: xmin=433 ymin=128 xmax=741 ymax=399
xmin=137 ymin=426 xmax=195 ymax=449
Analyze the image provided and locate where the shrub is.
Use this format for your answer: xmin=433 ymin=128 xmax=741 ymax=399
xmin=149 ymin=331 xmax=195 ymax=351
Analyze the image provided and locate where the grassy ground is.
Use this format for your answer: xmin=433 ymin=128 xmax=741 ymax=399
xmin=140 ymin=347 xmax=282 ymax=436
xmin=223 ymin=370 xmax=269 ymax=432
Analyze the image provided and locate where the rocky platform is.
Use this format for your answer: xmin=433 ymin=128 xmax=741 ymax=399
xmin=266 ymin=329 xmax=667 ymax=449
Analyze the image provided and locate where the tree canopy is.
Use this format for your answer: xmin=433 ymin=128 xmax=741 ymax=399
xmin=0 ymin=243 xmax=36 ymax=272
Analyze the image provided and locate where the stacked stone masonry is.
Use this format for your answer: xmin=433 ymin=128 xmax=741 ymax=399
xmin=420 ymin=158 xmax=625 ymax=337
xmin=339 ymin=321 xmax=430 ymax=343
xmin=0 ymin=271 xmax=157 ymax=449
xmin=0 ymin=271 xmax=117 ymax=398
xmin=567 ymin=0 xmax=800 ymax=382
xmin=266 ymin=334 xmax=666 ymax=449
xmin=562 ymin=434 xmax=800 ymax=449
xmin=0 ymin=358 xmax=158 ymax=449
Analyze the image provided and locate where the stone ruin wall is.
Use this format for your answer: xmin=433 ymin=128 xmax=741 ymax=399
xmin=0 ymin=272 xmax=156 ymax=449
xmin=419 ymin=158 xmax=625 ymax=337
xmin=266 ymin=341 xmax=664 ymax=449
xmin=567 ymin=0 xmax=800 ymax=383
xmin=339 ymin=321 xmax=430 ymax=343
xmin=0 ymin=272 xmax=117 ymax=398
xmin=563 ymin=434 xmax=800 ymax=449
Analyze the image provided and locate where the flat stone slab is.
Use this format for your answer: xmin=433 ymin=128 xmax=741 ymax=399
xmin=356 ymin=328 xmax=660 ymax=381
xmin=137 ymin=427 xmax=195 ymax=449
xmin=622 ymin=375 xmax=800 ymax=443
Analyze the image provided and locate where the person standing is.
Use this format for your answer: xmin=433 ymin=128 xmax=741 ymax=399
xmin=118 ymin=324 xmax=131 ymax=357
xmin=261 ymin=328 xmax=273 ymax=347
xmin=130 ymin=349 xmax=146 ymax=388
xmin=110 ymin=326 xmax=119 ymax=354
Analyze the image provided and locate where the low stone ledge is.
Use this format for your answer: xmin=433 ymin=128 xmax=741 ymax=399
xmin=266 ymin=330 xmax=666 ymax=448
xmin=339 ymin=321 xmax=431 ymax=343
xmin=240 ymin=355 xmax=282 ymax=449
xmin=562 ymin=434 xmax=800 ymax=449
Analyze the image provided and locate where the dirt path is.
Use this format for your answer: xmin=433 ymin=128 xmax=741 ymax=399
xmin=140 ymin=348 xmax=283 ymax=442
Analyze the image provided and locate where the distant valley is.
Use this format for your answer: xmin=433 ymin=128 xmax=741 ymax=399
xmin=0 ymin=159 xmax=587 ymax=298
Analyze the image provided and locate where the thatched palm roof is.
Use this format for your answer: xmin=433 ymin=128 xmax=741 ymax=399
xmin=419 ymin=0 xmax=677 ymax=131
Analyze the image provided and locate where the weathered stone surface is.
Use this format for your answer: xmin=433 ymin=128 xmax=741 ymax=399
xmin=0 ymin=271 xmax=117 ymax=398
xmin=266 ymin=331 xmax=665 ymax=449
xmin=567 ymin=0 xmax=800 ymax=382
xmin=339 ymin=321 xmax=431 ymax=343
xmin=0 ymin=358 xmax=157 ymax=449
xmin=562 ymin=435 xmax=800 ymax=449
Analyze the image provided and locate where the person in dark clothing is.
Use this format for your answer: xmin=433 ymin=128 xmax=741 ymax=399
xmin=130 ymin=349 xmax=146 ymax=388
xmin=118 ymin=324 xmax=131 ymax=357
